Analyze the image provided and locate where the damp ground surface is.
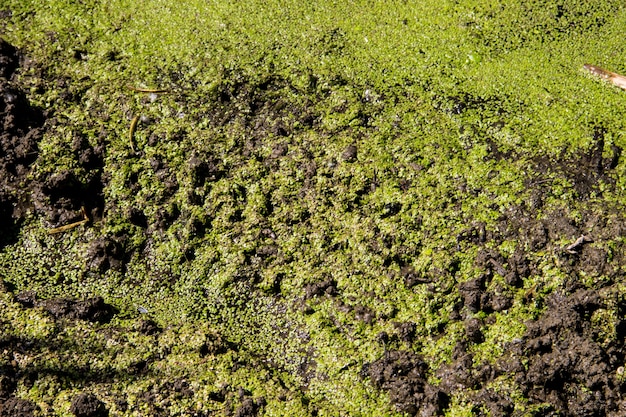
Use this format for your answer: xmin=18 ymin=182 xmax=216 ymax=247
xmin=2 ymin=0 xmax=626 ymax=416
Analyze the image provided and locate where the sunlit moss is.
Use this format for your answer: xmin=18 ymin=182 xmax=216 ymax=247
xmin=2 ymin=0 xmax=626 ymax=414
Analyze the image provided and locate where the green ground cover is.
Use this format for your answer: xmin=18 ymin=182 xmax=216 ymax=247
xmin=2 ymin=0 xmax=626 ymax=415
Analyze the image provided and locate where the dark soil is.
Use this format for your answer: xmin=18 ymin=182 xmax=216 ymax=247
xmin=362 ymin=350 xmax=449 ymax=416
xmin=0 ymin=36 xmax=105 ymax=244
xmin=230 ymin=391 xmax=266 ymax=417
xmin=0 ymin=397 xmax=38 ymax=417
xmin=0 ymin=39 xmax=44 ymax=246
xmin=70 ymin=393 xmax=108 ymax=417
xmin=437 ymin=287 xmax=626 ymax=416
xmin=500 ymin=289 xmax=621 ymax=416
xmin=14 ymin=291 xmax=117 ymax=323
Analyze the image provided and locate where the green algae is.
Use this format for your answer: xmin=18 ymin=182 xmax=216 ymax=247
xmin=2 ymin=0 xmax=626 ymax=415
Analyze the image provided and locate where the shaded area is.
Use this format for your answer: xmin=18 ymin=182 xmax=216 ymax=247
xmin=0 ymin=279 xmax=273 ymax=416
xmin=0 ymin=38 xmax=44 ymax=247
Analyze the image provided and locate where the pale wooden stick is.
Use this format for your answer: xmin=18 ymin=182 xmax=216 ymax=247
xmin=584 ymin=64 xmax=626 ymax=90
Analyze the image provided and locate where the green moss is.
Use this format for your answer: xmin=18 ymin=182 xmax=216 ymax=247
xmin=3 ymin=0 xmax=626 ymax=414
xmin=470 ymin=312 xmax=528 ymax=365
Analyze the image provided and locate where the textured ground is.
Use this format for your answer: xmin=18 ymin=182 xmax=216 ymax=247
xmin=3 ymin=1 xmax=626 ymax=416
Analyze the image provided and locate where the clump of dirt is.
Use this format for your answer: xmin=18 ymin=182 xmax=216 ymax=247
xmin=362 ymin=350 xmax=449 ymax=416
xmin=341 ymin=143 xmax=358 ymax=162
xmin=85 ymin=236 xmax=127 ymax=274
xmin=70 ymin=393 xmax=108 ymax=417
xmin=496 ymin=289 xmax=623 ymax=415
xmin=187 ymin=152 xmax=226 ymax=187
xmin=0 ymin=397 xmax=38 ymax=417
xmin=233 ymin=397 xmax=266 ymax=417
xmin=15 ymin=291 xmax=117 ymax=323
xmin=227 ymin=388 xmax=266 ymax=417
xmin=203 ymin=385 xmax=265 ymax=417
xmin=31 ymin=164 xmax=105 ymax=227
xmin=303 ymin=279 xmax=338 ymax=300
xmin=137 ymin=319 xmax=162 ymax=336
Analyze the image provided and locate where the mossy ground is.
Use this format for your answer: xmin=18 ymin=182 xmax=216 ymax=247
xmin=2 ymin=0 xmax=626 ymax=416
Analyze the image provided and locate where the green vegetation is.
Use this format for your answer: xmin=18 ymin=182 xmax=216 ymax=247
xmin=2 ymin=0 xmax=626 ymax=415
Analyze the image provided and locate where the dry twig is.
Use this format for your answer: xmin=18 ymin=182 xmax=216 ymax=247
xmin=48 ymin=206 xmax=90 ymax=234
xmin=565 ymin=235 xmax=593 ymax=254
xmin=583 ymin=64 xmax=626 ymax=90
xmin=126 ymin=85 xmax=169 ymax=94
xmin=128 ymin=114 xmax=140 ymax=152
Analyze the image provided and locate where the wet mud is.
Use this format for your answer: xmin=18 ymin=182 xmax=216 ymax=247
xmin=0 ymin=39 xmax=44 ymax=246
xmin=362 ymin=350 xmax=449 ymax=416
xmin=70 ymin=393 xmax=108 ymax=417
xmin=14 ymin=292 xmax=117 ymax=323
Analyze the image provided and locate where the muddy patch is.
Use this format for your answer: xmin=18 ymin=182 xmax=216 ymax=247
xmin=230 ymin=389 xmax=266 ymax=417
xmin=436 ymin=157 xmax=626 ymax=415
xmin=362 ymin=350 xmax=449 ymax=416
xmin=497 ymin=289 xmax=623 ymax=415
xmin=70 ymin=393 xmax=108 ymax=417
xmin=0 ymin=397 xmax=38 ymax=417
xmin=0 ymin=38 xmax=45 ymax=246
xmin=15 ymin=292 xmax=117 ymax=323
xmin=439 ymin=287 xmax=626 ymax=416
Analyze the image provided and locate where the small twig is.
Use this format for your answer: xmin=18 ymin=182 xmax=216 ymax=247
xmin=565 ymin=235 xmax=593 ymax=254
xmin=583 ymin=64 xmax=626 ymax=91
xmin=48 ymin=207 xmax=90 ymax=235
xmin=128 ymin=114 xmax=140 ymax=152
xmin=528 ymin=178 xmax=554 ymax=186
xmin=126 ymin=85 xmax=169 ymax=94
xmin=488 ymin=258 xmax=507 ymax=276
